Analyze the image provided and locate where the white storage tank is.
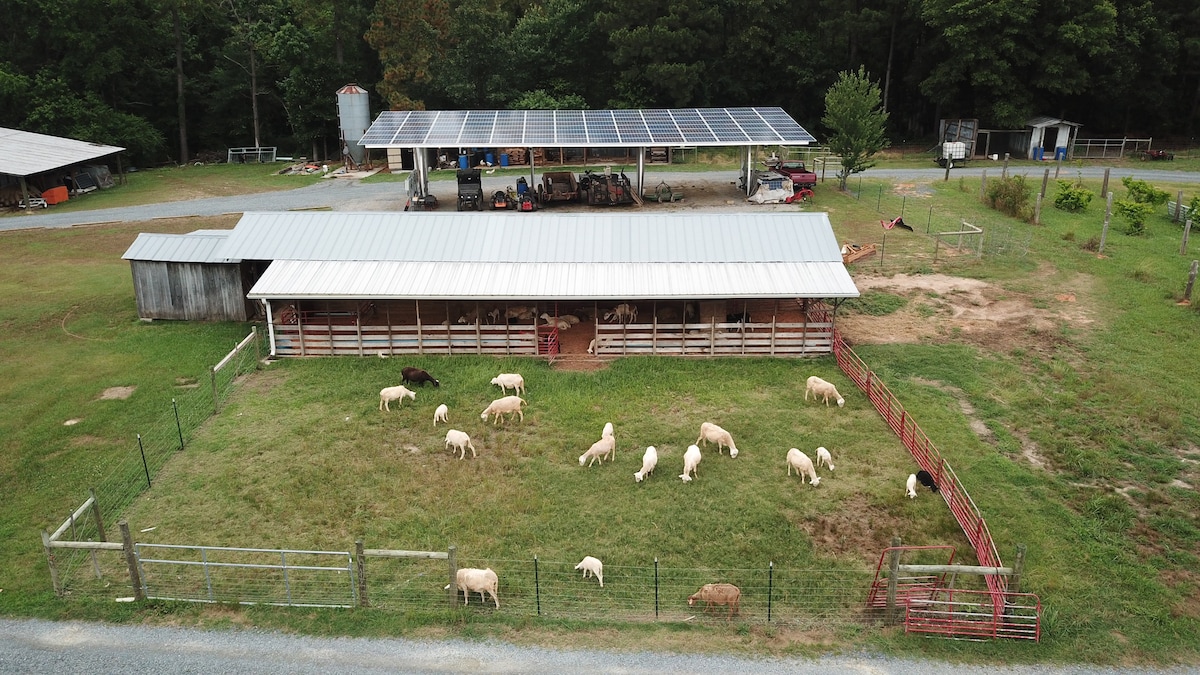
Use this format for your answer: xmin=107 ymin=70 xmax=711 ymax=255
xmin=336 ymin=83 xmax=370 ymax=165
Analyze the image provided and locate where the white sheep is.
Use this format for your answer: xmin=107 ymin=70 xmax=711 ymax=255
xmin=480 ymin=396 xmax=526 ymax=425
xmin=679 ymin=444 xmax=702 ymax=482
xmin=603 ymin=303 xmax=638 ymax=324
xmin=539 ymin=313 xmax=573 ymax=330
xmin=587 ymin=337 xmax=610 ymax=355
xmin=378 ymin=385 xmax=416 ymax=411
xmin=445 ymin=567 xmax=499 ymax=608
xmin=805 ymin=375 xmax=845 ymax=407
xmin=602 ymin=422 xmax=614 ymax=439
xmin=575 ymin=556 xmax=604 ymax=587
xmin=786 ymin=448 xmax=821 ymax=486
xmin=816 ymin=446 xmax=834 ymax=471
xmin=906 ymin=473 xmax=918 ymax=499
xmin=444 ymin=429 xmax=477 ymax=460
xmin=634 ymin=445 xmax=658 ymax=482
xmin=433 ymin=403 xmax=449 ymax=426
xmin=696 ymin=422 xmax=739 ymax=458
xmin=504 ymin=305 xmax=536 ymax=321
xmin=579 ymin=434 xmax=616 ymax=467
xmin=491 ymin=373 xmax=526 ymax=396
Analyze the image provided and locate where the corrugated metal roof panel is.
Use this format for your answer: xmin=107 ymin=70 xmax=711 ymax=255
xmin=0 ymin=127 xmax=125 ymax=177
xmin=247 ymin=260 xmax=859 ymax=300
xmin=121 ymin=232 xmax=233 ymax=263
xmin=217 ymin=212 xmax=843 ymax=264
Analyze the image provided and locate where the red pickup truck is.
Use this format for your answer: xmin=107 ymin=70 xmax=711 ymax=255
xmin=769 ymin=159 xmax=818 ymax=190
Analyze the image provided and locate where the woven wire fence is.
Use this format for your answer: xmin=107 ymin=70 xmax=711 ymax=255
xmin=51 ymin=329 xmax=262 ymax=597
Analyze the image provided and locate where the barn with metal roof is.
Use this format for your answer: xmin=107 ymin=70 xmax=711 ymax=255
xmin=123 ymin=210 xmax=859 ymax=358
xmin=0 ymin=127 xmax=124 ymax=209
xmin=122 ymin=231 xmax=267 ymax=321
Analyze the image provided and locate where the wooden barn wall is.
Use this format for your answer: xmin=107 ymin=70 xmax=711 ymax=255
xmin=131 ymin=261 xmax=248 ymax=321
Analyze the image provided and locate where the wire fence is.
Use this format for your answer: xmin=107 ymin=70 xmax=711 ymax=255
xmin=49 ymin=329 xmax=262 ymax=596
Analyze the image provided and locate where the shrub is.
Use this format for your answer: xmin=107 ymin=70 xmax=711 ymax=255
xmin=985 ymin=175 xmax=1033 ymax=221
xmin=1115 ymin=200 xmax=1153 ymax=235
xmin=1120 ymin=176 xmax=1168 ymax=206
xmin=1054 ymin=180 xmax=1094 ymax=212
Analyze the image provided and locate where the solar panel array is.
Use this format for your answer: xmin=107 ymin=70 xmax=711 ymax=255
xmin=360 ymin=107 xmax=815 ymax=148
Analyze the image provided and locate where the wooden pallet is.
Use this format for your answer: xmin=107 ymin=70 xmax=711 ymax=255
xmin=841 ymin=243 xmax=877 ymax=264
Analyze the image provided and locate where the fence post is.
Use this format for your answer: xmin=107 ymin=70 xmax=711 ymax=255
xmin=447 ymin=545 xmax=457 ymax=608
xmin=1100 ymin=192 xmax=1113 ymax=254
xmin=1182 ymin=219 xmax=1193 ymax=256
xmin=210 ymin=366 xmax=218 ymax=415
xmin=767 ymin=561 xmax=774 ymax=622
xmin=1183 ymin=260 xmax=1198 ymax=304
xmin=173 ymin=398 xmax=184 ymax=451
xmin=1100 ymin=168 xmax=1110 ymax=198
xmin=886 ymin=536 xmax=902 ymax=625
xmin=41 ymin=530 xmax=61 ymax=597
xmin=876 ymin=184 xmax=883 ymax=211
xmin=120 ymin=521 xmax=144 ymax=601
xmin=1034 ymin=194 xmax=1043 ymax=225
xmin=1175 ymin=191 xmax=1184 ymax=223
xmin=654 ymin=557 xmax=660 ymax=619
xmin=1010 ymin=544 xmax=1027 ymax=594
xmin=89 ymin=488 xmax=107 ymax=541
xmin=534 ymin=555 xmax=541 ymax=616
xmin=980 ymin=170 xmax=987 ymax=201
xmin=355 ymin=540 xmax=368 ymax=608
xmin=901 ymin=195 xmax=906 ymax=218
xmin=1002 ymin=153 xmax=1009 ymax=179
xmin=927 ymin=205 xmax=933 ymax=234
xmin=1040 ymin=168 xmax=1050 ymax=198
xmin=137 ymin=434 xmax=150 ymax=488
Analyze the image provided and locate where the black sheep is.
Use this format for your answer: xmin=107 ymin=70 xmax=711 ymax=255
xmin=401 ymin=367 xmax=440 ymax=387
xmin=916 ymin=469 xmax=939 ymax=493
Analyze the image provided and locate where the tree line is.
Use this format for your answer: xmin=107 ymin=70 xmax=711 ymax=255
xmin=1 ymin=0 xmax=1196 ymax=166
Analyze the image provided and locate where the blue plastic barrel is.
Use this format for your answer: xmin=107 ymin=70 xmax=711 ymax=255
xmin=500 ymin=153 xmax=509 ymax=167
xmin=1032 ymin=147 xmax=1044 ymax=161
xmin=458 ymin=154 xmax=468 ymax=169
xmin=1054 ymin=147 xmax=1067 ymax=160
xmin=485 ymin=152 xmax=495 ymax=166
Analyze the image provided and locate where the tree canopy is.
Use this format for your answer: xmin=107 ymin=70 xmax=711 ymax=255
xmin=0 ymin=0 xmax=1196 ymax=166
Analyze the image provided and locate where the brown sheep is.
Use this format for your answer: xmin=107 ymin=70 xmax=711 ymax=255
xmin=687 ymin=583 xmax=741 ymax=619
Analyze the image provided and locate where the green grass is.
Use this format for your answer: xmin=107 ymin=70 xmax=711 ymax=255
xmin=2 ymin=170 xmax=1200 ymax=663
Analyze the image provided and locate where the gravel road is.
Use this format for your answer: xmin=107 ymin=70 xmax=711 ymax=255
xmin=3 ymin=166 xmax=1196 ymax=233
xmin=2 ymin=617 xmax=1195 ymax=674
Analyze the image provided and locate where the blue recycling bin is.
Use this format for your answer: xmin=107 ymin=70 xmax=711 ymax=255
xmin=1054 ymin=146 xmax=1067 ymax=161
xmin=458 ymin=154 xmax=468 ymax=170
xmin=499 ymin=153 xmax=509 ymax=167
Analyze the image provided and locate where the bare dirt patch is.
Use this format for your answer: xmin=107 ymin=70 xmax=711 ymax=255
xmin=792 ymin=494 xmax=907 ymax=562
xmin=98 ymin=386 xmax=136 ymax=400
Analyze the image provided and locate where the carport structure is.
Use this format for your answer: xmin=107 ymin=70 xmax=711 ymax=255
xmin=0 ymin=127 xmax=124 ymax=210
xmin=359 ymin=107 xmax=816 ymax=199
xmin=225 ymin=211 xmax=858 ymax=359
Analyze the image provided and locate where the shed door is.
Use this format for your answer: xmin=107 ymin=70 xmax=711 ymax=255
xmin=1042 ymin=127 xmax=1059 ymax=152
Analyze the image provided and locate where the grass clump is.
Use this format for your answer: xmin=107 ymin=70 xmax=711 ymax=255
xmin=843 ymin=291 xmax=907 ymax=316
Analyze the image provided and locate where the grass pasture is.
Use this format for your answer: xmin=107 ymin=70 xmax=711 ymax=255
xmin=2 ymin=165 xmax=1200 ymax=664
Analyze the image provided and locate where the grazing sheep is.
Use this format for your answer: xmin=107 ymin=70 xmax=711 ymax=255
xmin=491 ymin=373 xmax=526 ymax=396
xmin=579 ymin=435 xmax=616 ymax=467
xmin=378 ymin=385 xmax=416 ymax=411
xmin=786 ymin=448 xmax=821 ymax=486
xmin=444 ymin=567 xmax=499 ymax=608
xmin=634 ymin=445 xmax=658 ymax=482
xmin=687 ymin=583 xmax=741 ymax=619
xmin=816 ymin=446 xmax=834 ymax=471
xmin=696 ymin=422 xmax=739 ymax=458
xmin=433 ymin=403 xmax=449 ymax=426
xmin=916 ymin=469 xmax=940 ymax=493
xmin=480 ymin=396 xmax=526 ymax=425
xmin=804 ymin=376 xmax=845 ymax=407
xmin=602 ymin=422 xmax=614 ymax=438
xmin=603 ymin=303 xmax=638 ymax=324
xmin=444 ymin=429 xmax=477 ymax=460
xmin=575 ymin=556 xmax=604 ymax=587
xmin=679 ymin=444 xmax=702 ymax=482
xmin=906 ymin=473 xmax=918 ymax=499
xmin=401 ymin=366 xmax=440 ymax=387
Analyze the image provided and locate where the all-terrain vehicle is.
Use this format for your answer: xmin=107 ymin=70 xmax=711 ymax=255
xmin=456 ymin=168 xmax=483 ymax=211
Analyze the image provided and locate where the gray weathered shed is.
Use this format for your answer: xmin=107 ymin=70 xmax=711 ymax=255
xmin=122 ymin=231 xmax=259 ymax=321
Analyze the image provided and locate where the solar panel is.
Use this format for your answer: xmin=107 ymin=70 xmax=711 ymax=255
xmin=361 ymin=107 xmax=814 ymax=148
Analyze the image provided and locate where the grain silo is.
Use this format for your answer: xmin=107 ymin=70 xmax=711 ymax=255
xmin=335 ymin=84 xmax=370 ymax=165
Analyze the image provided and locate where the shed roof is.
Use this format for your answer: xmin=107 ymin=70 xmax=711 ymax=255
xmin=1026 ymin=116 xmax=1082 ymax=129
xmin=122 ymin=232 xmax=232 ymax=263
xmin=0 ymin=127 xmax=124 ymax=177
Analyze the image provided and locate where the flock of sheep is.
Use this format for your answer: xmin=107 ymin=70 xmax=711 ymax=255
xmin=377 ymin=366 xmax=934 ymax=615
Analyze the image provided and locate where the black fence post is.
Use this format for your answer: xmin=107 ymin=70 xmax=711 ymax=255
xmin=534 ymin=555 xmax=541 ymax=616
xmin=173 ymin=398 xmax=184 ymax=451
xmin=137 ymin=434 xmax=150 ymax=488
xmin=768 ymin=561 xmax=774 ymax=622
xmin=654 ymin=557 xmax=660 ymax=619
xmin=877 ymin=184 xmax=883 ymax=211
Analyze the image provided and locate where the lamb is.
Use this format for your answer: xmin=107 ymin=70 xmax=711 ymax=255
xmin=574 ymin=556 xmax=604 ymax=587
xmin=444 ymin=567 xmax=499 ymax=608
xmin=378 ymin=385 xmax=416 ymax=411
xmin=504 ymin=305 xmax=536 ymax=322
xmin=579 ymin=434 xmax=616 ymax=467
xmin=916 ymin=469 xmax=940 ymax=493
xmin=602 ymin=422 xmax=614 ymax=439
xmin=634 ymin=445 xmax=658 ymax=482
xmin=433 ymin=403 xmax=449 ymax=426
xmin=687 ymin=583 xmax=741 ymax=619
xmin=444 ymin=429 xmax=477 ymax=460
xmin=491 ymin=373 xmax=526 ymax=396
xmin=805 ymin=375 xmax=845 ymax=407
xmin=401 ymin=366 xmax=440 ymax=387
xmin=480 ymin=396 xmax=526 ymax=425
xmin=786 ymin=448 xmax=821 ymax=486
xmin=603 ymin=303 xmax=638 ymax=324
xmin=679 ymin=444 xmax=702 ymax=482
xmin=587 ymin=337 xmax=610 ymax=355
xmin=540 ymin=313 xmax=572 ymax=330
xmin=458 ymin=307 xmax=498 ymax=325
xmin=815 ymin=446 xmax=834 ymax=471
xmin=906 ymin=473 xmax=918 ymax=498
xmin=696 ymin=422 xmax=739 ymax=458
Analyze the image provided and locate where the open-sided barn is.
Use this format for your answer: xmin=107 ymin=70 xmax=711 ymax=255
xmin=123 ymin=211 xmax=859 ymax=357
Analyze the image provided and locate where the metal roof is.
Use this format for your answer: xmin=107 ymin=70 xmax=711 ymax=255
xmin=1026 ymin=116 xmax=1081 ymax=129
xmin=216 ymin=212 xmax=842 ymax=264
xmin=361 ymin=108 xmax=816 ymax=148
xmin=0 ymin=127 xmax=124 ymax=177
xmin=247 ymin=261 xmax=859 ymax=300
xmin=122 ymin=232 xmax=232 ymax=263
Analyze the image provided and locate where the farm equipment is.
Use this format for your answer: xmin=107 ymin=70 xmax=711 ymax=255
xmin=537 ymin=171 xmax=580 ymax=205
xmin=1141 ymin=149 xmax=1175 ymax=161
xmin=579 ymin=168 xmax=637 ymax=206
xmin=643 ymin=181 xmax=684 ymax=203
xmin=936 ymin=141 xmax=968 ymax=168
xmin=456 ymin=168 xmax=483 ymax=211
xmin=490 ymin=190 xmax=512 ymax=210
xmin=404 ymin=194 xmax=439 ymax=211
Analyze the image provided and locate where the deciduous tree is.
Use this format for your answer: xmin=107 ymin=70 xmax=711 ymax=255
xmin=822 ymin=67 xmax=889 ymax=190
